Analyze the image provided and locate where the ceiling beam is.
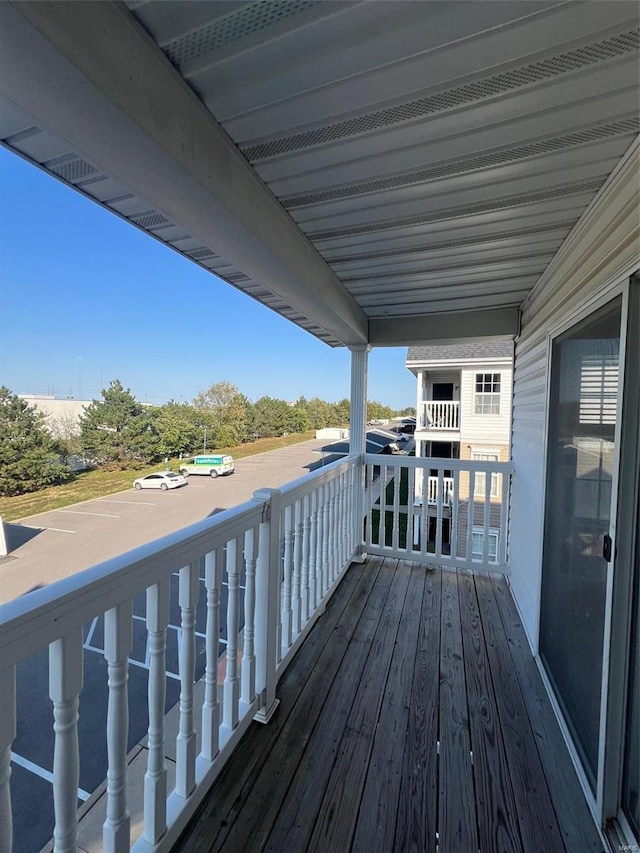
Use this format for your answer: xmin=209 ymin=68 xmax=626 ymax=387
xmin=0 ymin=0 xmax=369 ymax=346
xmin=369 ymin=307 xmax=520 ymax=347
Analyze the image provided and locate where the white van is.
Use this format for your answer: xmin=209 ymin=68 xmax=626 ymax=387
xmin=179 ymin=454 xmax=235 ymax=478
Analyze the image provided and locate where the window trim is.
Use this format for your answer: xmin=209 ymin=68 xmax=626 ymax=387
xmin=471 ymin=526 xmax=499 ymax=563
xmin=474 ymin=372 xmax=501 ymax=415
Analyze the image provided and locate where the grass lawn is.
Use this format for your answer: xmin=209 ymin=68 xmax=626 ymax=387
xmin=0 ymin=431 xmax=316 ymax=522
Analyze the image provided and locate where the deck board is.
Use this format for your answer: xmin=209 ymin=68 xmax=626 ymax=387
xmin=307 ymin=560 xmax=412 ymax=851
xmin=438 ymin=569 xmax=479 ymax=851
xmin=262 ymin=558 xmax=399 ymax=853
xmin=352 ymin=562 xmax=426 ymax=852
xmin=395 ymin=568 xmax=441 ymax=853
xmin=475 ymin=573 xmax=565 ymax=852
xmin=489 ymin=575 xmax=605 ymax=852
xmin=179 ymin=560 xmax=603 ymax=853
xmin=458 ymin=570 xmax=523 ymax=852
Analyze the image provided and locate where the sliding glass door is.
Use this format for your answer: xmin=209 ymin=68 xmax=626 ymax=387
xmin=539 ymin=297 xmax=621 ymax=789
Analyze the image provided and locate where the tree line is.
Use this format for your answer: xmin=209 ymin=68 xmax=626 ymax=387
xmin=0 ymin=382 xmax=413 ymax=496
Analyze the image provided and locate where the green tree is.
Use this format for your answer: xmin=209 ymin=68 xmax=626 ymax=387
xmin=367 ymin=400 xmax=394 ymax=421
xmin=193 ymin=381 xmax=250 ymax=447
xmin=80 ymin=380 xmax=159 ymax=466
xmin=151 ymin=401 xmax=201 ymax=457
xmin=0 ymin=387 xmax=70 ymax=496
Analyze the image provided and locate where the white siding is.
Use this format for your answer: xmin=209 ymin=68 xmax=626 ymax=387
xmin=460 ymin=366 xmax=512 ymax=444
xmin=509 ymin=137 xmax=639 ymax=649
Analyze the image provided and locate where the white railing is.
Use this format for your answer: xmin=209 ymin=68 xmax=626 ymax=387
xmin=0 ymin=456 xmax=359 ymax=853
xmin=420 ymin=400 xmax=460 ymax=430
xmin=364 ymin=454 xmax=513 ymax=571
xmin=426 ymin=475 xmax=454 ymax=504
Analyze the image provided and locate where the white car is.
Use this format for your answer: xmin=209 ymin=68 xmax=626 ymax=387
xmin=133 ymin=471 xmax=187 ymax=491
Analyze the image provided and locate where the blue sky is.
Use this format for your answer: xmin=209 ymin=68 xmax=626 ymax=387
xmin=0 ymin=147 xmax=416 ymax=409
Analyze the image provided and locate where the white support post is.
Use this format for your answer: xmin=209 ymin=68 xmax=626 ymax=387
xmin=103 ymin=601 xmax=133 ymax=853
xmin=0 ymin=666 xmax=16 ymax=853
xmin=49 ymin=630 xmax=84 ymax=853
xmin=176 ymin=562 xmax=199 ymax=799
xmin=350 ymin=345 xmax=370 ymax=561
xmin=281 ymin=504 xmax=294 ymax=650
xmin=144 ymin=578 xmax=170 ymax=843
xmin=252 ymin=488 xmax=281 ymax=724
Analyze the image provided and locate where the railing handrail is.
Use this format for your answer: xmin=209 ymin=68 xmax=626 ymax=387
xmin=278 ymin=454 xmax=356 ymax=505
xmin=0 ymin=498 xmax=265 ymax=669
xmin=364 ymin=453 xmax=513 ymax=473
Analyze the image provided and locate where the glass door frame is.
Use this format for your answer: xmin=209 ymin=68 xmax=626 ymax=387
xmin=601 ymin=273 xmax=639 ymax=841
xmin=535 ymin=270 xmax=636 ymax=833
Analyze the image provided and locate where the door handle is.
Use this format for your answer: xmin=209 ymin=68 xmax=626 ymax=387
xmin=602 ymin=534 xmax=613 ymax=562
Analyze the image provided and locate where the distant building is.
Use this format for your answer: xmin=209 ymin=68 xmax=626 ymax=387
xmin=406 ymin=342 xmax=514 ymax=557
xmin=19 ymin=395 xmax=92 ymax=431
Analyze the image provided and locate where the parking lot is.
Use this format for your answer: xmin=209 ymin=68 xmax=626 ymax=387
xmin=2 ymin=439 xmax=329 ymax=852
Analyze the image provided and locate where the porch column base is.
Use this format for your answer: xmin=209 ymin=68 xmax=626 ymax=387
xmin=254 ymin=698 xmax=280 ymax=725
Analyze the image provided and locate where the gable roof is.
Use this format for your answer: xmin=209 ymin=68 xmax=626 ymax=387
xmin=406 ymin=341 xmax=514 ymax=364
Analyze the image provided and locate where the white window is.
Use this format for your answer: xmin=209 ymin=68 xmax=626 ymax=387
xmin=472 ymin=527 xmax=499 ymax=563
xmin=471 ymin=452 xmax=500 ymax=498
xmin=474 ymin=373 xmax=501 ymax=414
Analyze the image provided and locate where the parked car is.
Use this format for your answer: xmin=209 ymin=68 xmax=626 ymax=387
xmin=133 ymin=471 xmax=187 ymax=491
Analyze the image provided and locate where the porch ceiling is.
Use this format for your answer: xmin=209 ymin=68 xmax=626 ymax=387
xmin=1 ymin=1 xmax=638 ymax=347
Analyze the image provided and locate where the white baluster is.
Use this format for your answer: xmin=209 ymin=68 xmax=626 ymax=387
xmin=420 ymin=477 xmax=429 ymax=558
xmin=500 ymin=470 xmax=509 ymax=565
xmin=202 ymin=546 xmax=224 ymax=761
xmin=49 ymin=630 xmax=83 ymax=853
xmin=338 ymin=472 xmax=346 ymax=569
xmin=317 ymin=484 xmax=326 ymax=598
xmin=435 ymin=469 xmax=444 ymax=559
xmin=223 ymin=538 xmax=242 ymax=730
xmin=392 ymin=463 xmax=401 ymax=552
xmin=144 ymin=579 xmax=170 ymax=843
xmin=301 ymin=494 xmax=311 ymax=623
xmin=322 ymin=482 xmax=331 ymax=591
xmin=406 ymin=465 xmax=415 ymax=553
xmin=176 ymin=562 xmax=199 ymax=798
xmin=292 ymin=500 xmax=303 ymax=635
xmin=308 ymin=489 xmax=318 ymax=611
xmin=281 ymin=505 xmax=293 ymax=649
xmin=451 ymin=470 xmax=460 ymax=562
xmin=329 ymin=478 xmax=337 ymax=582
xmin=103 ymin=601 xmax=133 ymax=853
xmin=242 ymin=528 xmax=258 ymax=706
xmin=366 ymin=461 xmax=374 ymax=550
xmin=483 ymin=467 xmax=491 ymax=564
xmin=0 ymin=666 xmax=16 ymax=853
xmin=466 ymin=470 xmax=476 ymax=561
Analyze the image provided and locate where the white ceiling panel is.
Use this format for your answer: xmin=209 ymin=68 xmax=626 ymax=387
xmin=0 ymin=0 xmax=637 ymax=346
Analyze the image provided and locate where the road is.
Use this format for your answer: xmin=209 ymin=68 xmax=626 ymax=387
xmin=1 ymin=438 xmax=330 ymax=604
xmin=2 ymin=438 xmax=331 ymax=853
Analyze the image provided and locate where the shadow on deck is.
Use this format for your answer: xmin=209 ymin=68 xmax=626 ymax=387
xmin=178 ymin=557 xmax=604 ymax=853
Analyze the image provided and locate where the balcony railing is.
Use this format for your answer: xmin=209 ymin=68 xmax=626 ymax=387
xmin=419 ymin=400 xmax=460 ymax=430
xmin=364 ymin=454 xmax=513 ymax=570
xmin=0 ymin=453 xmax=512 ymax=852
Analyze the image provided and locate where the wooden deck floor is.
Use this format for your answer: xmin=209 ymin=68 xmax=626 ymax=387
xmin=178 ymin=557 xmax=605 ymax=853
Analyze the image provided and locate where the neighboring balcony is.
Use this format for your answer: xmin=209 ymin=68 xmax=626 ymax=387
xmin=419 ymin=400 xmax=460 ymax=432
xmin=0 ymin=453 xmax=599 ymax=853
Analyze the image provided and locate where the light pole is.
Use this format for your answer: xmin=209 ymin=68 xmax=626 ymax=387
xmin=77 ymin=356 xmax=82 ymax=399
xmin=203 ymin=424 xmax=207 ymax=454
